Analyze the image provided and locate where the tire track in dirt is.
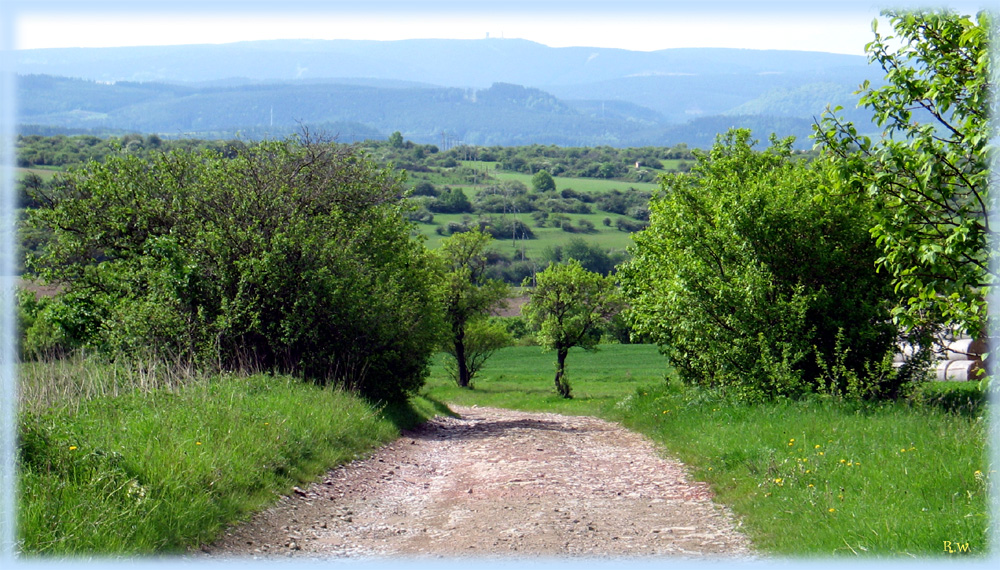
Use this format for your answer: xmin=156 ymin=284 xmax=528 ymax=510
xmin=200 ymin=406 xmax=755 ymax=560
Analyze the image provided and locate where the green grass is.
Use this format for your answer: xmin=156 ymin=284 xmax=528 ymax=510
xmin=422 ymin=344 xmax=669 ymax=416
xmin=16 ymin=166 xmax=61 ymax=181
xmin=414 ymin=212 xmax=638 ymax=257
xmin=17 ymin=365 xmax=442 ymax=556
xmin=490 ymin=169 xmax=661 ymax=194
xmin=423 ymin=344 xmax=990 ymax=558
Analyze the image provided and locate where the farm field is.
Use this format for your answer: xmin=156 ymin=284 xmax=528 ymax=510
xmin=16 ymin=166 xmax=61 ymax=181
xmin=413 ymin=211 xmax=637 ymax=257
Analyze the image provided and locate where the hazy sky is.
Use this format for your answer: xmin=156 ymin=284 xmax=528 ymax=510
xmin=10 ymin=0 xmax=979 ymax=55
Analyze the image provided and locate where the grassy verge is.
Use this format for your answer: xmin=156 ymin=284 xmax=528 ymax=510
xmin=423 ymin=344 xmax=990 ymax=558
xmin=17 ymin=369 xmax=443 ymax=556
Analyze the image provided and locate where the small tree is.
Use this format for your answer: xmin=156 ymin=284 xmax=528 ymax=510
xmin=532 ymin=169 xmax=556 ymax=193
xmin=437 ymin=229 xmax=510 ymax=387
xmin=443 ymin=318 xmax=512 ymax=386
xmin=522 ymin=260 xmax=624 ymax=398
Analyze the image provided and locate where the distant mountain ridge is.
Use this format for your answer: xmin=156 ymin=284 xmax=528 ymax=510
xmin=16 ymin=39 xmax=884 ymax=148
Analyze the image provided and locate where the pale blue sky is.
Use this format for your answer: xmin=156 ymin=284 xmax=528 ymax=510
xmin=10 ymin=0 xmax=976 ymax=55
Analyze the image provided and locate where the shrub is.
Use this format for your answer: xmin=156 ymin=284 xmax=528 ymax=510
xmin=620 ymin=129 xmax=901 ymax=401
xmin=25 ymin=136 xmax=443 ymax=402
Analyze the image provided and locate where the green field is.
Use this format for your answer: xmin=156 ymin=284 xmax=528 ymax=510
xmin=16 ymin=166 xmax=61 ymax=181
xmin=490 ymin=168 xmax=662 ymax=194
xmin=414 ymin=212 xmax=638 ymax=257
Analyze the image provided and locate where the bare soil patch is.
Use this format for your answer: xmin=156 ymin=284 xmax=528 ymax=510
xmin=199 ymin=406 xmax=754 ymax=561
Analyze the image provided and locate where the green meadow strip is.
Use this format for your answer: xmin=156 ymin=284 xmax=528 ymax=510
xmin=17 ymin=373 xmax=434 ymax=556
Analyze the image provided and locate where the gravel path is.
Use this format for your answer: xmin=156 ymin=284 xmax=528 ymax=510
xmin=199 ymin=406 xmax=755 ymax=560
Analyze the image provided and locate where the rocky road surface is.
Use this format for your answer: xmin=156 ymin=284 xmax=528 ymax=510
xmin=199 ymin=406 xmax=754 ymax=561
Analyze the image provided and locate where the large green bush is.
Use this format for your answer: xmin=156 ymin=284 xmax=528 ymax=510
xmin=25 ymin=136 xmax=443 ymax=401
xmin=620 ymin=130 xmax=903 ymax=401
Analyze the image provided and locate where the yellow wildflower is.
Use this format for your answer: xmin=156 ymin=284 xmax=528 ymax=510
xmin=69 ymin=446 xmax=77 ymax=451
xmin=828 ymin=508 xmax=836 ymax=513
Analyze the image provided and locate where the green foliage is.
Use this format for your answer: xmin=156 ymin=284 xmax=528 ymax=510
xmin=620 ymin=129 xmax=900 ymax=401
xmin=436 ymin=229 xmax=511 ymax=387
xmin=442 ymin=317 xmax=513 ymax=387
xmin=815 ymin=10 xmax=993 ymax=342
xmin=430 ymin=187 xmax=474 ymax=213
xmin=522 ymin=259 xmax=624 ymax=398
xmin=25 ymin=136 xmax=442 ymax=401
xmin=531 ymin=169 xmax=556 ymax=193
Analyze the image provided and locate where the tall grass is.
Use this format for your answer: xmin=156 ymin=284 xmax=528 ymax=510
xmin=423 ymin=344 xmax=990 ymax=558
xmin=16 ymin=357 xmax=440 ymax=556
xmin=18 ymin=352 xmax=201 ymax=416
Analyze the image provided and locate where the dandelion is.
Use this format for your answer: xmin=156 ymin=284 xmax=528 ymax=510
xmin=900 ymin=448 xmax=907 ymax=453
xmin=196 ymin=441 xmax=202 ymax=446
xmin=805 ymin=470 xmax=811 ymax=474
xmin=69 ymin=446 xmax=77 ymax=451
xmin=839 ymin=459 xmax=846 ymax=464
xmin=774 ymin=478 xmax=784 ymax=485
xmin=808 ymin=484 xmax=815 ymax=488
xmin=815 ymin=444 xmax=821 ymax=449
xmin=818 ymin=452 xmax=824 ymax=456
xmin=828 ymin=508 xmax=836 ymax=513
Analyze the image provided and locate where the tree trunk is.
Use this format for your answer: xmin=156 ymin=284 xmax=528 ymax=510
xmin=455 ymin=333 xmax=471 ymax=388
xmin=554 ymin=348 xmax=571 ymax=398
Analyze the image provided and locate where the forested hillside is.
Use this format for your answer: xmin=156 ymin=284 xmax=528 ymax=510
xmin=16 ymin=40 xmax=882 ymax=148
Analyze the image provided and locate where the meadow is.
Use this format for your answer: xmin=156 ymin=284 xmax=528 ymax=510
xmin=16 ymin=358 xmax=444 ymax=555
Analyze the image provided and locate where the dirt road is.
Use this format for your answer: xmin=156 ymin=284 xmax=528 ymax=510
xmin=200 ymin=406 xmax=754 ymax=560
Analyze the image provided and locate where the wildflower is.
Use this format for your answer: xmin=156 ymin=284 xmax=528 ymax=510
xmin=818 ymin=452 xmax=824 ymax=456
xmin=815 ymin=444 xmax=821 ymax=449
xmin=900 ymin=448 xmax=907 ymax=453
xmin=828 ymin=508 xmax=836 ymax=513
xmin=69 ymin=446 xmax=77 ymax=451
xmin=805 ymin=470 xmax=811 ymax=474
xmin=808 ymin=484 xmax=815 ymax=488
xmin=839 ymin=459 xmax=846 ymax=464
xmin=196 ymin=441 xmax=202 ymax=446
xmin=774 ymin=478 xmax=784 ymax=485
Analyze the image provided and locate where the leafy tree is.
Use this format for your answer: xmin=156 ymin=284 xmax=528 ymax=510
xmin=431 ymin=187 xmax=473 ymax=213
xmin=436 ymin=229 xmax=510 ymax=388
xmin=620 ymin=129 xmax=901 ymax=401
xmin=532 ymin=169 xmax=556 ymax=193
xmin=522 ymin=259 xmax=624 ymax=398
xmin=388 ymin=130 xmax=405 ymax=148
xmin=815 ymin=9 xmax=993 ymax=343
xmin=25 ymin=136 xmax=443 ymax=401
xmin=442 ymin=318 xmax=513 ymax=386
